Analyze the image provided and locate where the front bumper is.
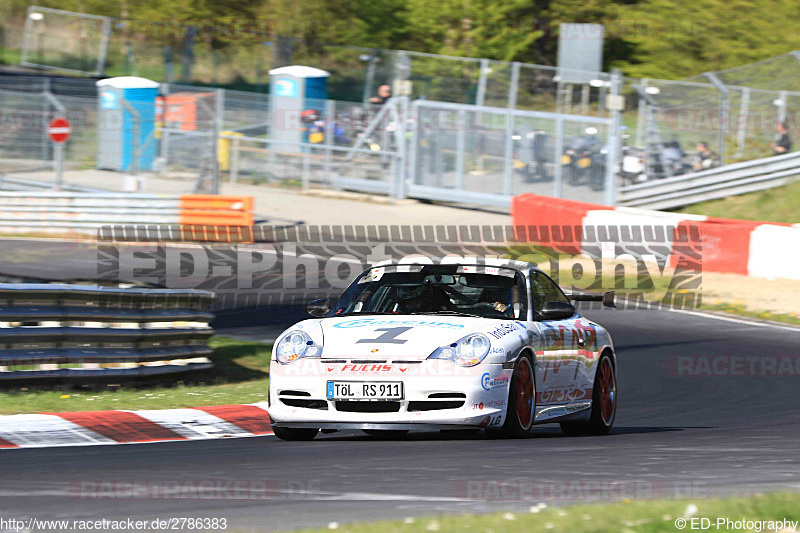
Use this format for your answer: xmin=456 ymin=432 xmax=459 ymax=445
xmin=268 ymin=360 xmax=511 ymax=430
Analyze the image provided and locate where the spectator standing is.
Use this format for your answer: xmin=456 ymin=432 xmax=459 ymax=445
xmin=771 ymin=121 xmax=792 ymax=155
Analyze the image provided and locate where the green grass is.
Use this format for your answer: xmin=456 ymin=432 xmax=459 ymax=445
xmin=293 ymin=491 xmax=800 ymax=533
xmin=672 ymin=178 xmax=800 ymax=223
xmin=0 ymin=336 xmax=271 ymax=415
xmin=0 ymin=48 xmax=22 ymax=66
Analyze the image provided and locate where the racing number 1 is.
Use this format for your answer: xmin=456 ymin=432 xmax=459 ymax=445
xmin=356 ymin=327 xmax=413 ymax=344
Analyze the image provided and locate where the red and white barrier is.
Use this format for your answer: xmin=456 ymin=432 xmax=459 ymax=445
xmin=0 ymin=404 xmax=272 ymax=449
xmin=511 ymin=194 xmax=799 ymax=280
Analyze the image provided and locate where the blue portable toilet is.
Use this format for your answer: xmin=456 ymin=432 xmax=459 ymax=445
xmin=269 ymin=66 xmax=329 ymax=151
xmin=96 ymin=77 xmax=159 ymax=172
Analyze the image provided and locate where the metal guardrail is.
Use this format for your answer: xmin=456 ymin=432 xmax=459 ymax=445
xmin=0 ymin=192 xmax=183 ymax=230
xmin=618 ymin=151 xmax=800 ymax=210
xmin=0 ymin=191 xmax=254 ymax=234
xmin=0 ymin=175 xmax=106 ymax=193
xmin=0 ymin=284 xmax=215 ymax=381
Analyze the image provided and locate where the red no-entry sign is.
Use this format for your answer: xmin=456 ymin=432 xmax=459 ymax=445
xmin=48 ymin=117 xmax=71 ymax=143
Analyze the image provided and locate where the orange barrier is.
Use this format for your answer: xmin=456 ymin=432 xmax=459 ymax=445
xmin=178 ymin=195 xmax=255 ymax=242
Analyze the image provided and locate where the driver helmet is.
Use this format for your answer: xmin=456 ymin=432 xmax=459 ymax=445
xmin=397 ymin=285 xmax=426 ymax=300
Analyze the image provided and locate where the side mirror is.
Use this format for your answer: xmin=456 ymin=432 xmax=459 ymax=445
xmin=538 ymin=301 xmax=576 ymax=321
xmin=307 ymin=298 xmax=333 ymax=317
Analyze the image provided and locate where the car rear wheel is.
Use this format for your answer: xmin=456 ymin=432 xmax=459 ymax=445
xmin=273 ymin=426 xmax=319 ymax=441
xmin=560 ymin=354 xmax=616 ymax=436
xmin=492 ymin=354 xmax=535 ymax=438
xmin=362 ymin=429 xmax=409 ymax=439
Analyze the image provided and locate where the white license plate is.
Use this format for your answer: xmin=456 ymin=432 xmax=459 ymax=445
xmin=326 ymin=381 xmax=404 ymax=400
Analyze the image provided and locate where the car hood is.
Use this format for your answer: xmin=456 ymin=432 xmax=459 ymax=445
xmin=318 ymin=315 xmax=501 ymax=360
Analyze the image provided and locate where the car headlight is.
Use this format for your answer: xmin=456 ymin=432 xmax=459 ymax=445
xmin=275 ymin=330 xmax=322 ymax=364
xmin=428 ymin=333 xmax=492 ymax=367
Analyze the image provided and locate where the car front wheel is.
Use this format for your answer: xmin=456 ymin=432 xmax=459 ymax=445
xmin=491 ymin=354 xmax=535 ymax=438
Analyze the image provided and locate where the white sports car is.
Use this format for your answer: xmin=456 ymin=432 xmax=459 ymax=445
xmin=268 ymin=259 xmax=617 ymax=440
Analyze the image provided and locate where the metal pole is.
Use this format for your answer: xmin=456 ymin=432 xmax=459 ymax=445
xmin=97 ymin=16 xmax=111 ymax=76
xmin=736 ymin=87 xmax=750 ymax=159
xmin=777 ymin=90 xmax=788 ymax=123
xmin=408 ymin=101 xmax=420 ymax=194
xmin=455 ymin=108 xmax=466 ymax=191
xmin=475 ymin=59 xmax=489 ymax=107
xmin=41 ymin=78 xmax=50 ymax=163
xmin=553 ymin=117 xmax=564 ymax=198
xmin=210 ymin=88 xmax=224 ymax=194
xmin=363 ymin=51 xmax=378 ymax=107
xmin=565 ymin=84 xmax=573 ymax=115
xmin=160 ymin=84 xmax=170 ymax=175
xmin=704 ymin=72 xmax=728 ymax=165
xmin=230 ymin=137 xmax=240 ymax=184
xmin=395 ymin=96 xmax=408 ymax=199
xmin=636 ymin=78 xmax=649 ymax=148
xmin=604 ymin=69 xmax=623 ymax=206
xmin=502 ymin=62 xmax=520 ymax=197
xmin=54 ymin=143 xmax=63 ymax=191
xmin=581 ymin=84 xmax=590 ymax=116
xmin=324 ymin=99 xmax=334 ymax=188
xmin=21 ymin=7 xmax=34 ymax=65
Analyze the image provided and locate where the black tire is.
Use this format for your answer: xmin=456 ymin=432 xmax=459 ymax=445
xmin=560 ymin=353 xmax=616 ymax=436
xmin=362 ymin=429 xmax=409 ymax=439
xmin=272 ymin=426 xmax=319 ymax=441
xmin=493 ymin=354 xmax=536 ymax=438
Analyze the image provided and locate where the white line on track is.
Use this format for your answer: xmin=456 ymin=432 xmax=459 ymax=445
xmin=0 ymin=487 xmax=471 ymax=502
xmin=665 ymin=307 xmax=800 ymax=332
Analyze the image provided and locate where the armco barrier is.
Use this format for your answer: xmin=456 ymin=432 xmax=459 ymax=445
xmin=0 ymin=284 xmax=215 ymax=381
xmin=511 ymin=194 xmax=799 ymax=280
xmin=618 ymin=151 xmax=800 ymax=210
xmin=0 ymin=192 xmax=254 ymax=239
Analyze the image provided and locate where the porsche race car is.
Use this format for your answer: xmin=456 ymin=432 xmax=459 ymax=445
xmin=268 ymin=259 xmax=617 ymax=440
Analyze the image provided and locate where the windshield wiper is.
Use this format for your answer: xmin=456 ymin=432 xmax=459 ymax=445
xmin=410 ymin=310 xmax=485 ymax=318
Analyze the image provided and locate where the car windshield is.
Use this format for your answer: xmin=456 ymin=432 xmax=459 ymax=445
xmin=331 ymin=264 xmax=527 ymax=320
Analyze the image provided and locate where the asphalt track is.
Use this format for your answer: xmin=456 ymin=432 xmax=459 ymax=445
xmin=2 ymin=307 xmax=799 ymax=531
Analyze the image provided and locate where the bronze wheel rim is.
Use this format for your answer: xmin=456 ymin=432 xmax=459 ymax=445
xmin=515 ymin=357 xmax=535 ymax=430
